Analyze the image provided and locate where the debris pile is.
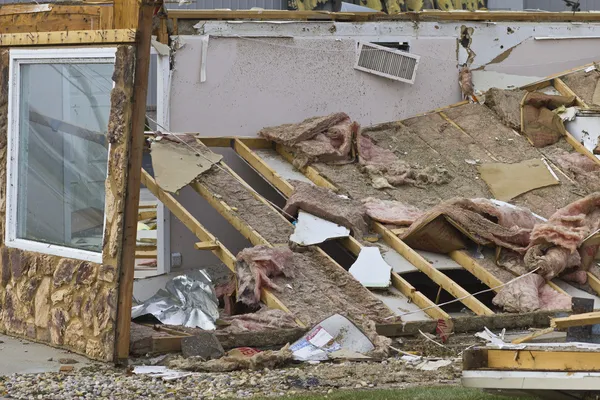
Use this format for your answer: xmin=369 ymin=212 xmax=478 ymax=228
xmin=258 ymin=113 xmax=357 ymax=168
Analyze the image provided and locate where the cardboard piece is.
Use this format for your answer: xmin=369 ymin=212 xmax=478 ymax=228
xmin=151 ymin=139 xmax=222 ymax=193
xmin=402 ymin=214 xmax=467 ymax=254
xmin=348 ymin=247 xmax=392 ymax=288
xmin=478 ymin=158 xmax=560 ymax=201
xmin=289 ymin=210 xmax=350 ymax=246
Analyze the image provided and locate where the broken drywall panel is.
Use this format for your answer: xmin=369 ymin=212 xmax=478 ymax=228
xmin=349 ymin=247 xmax=391 ymax=288
xmin=379 ymin=242 xmax=417 ymax=274
xmin=151 ymin=38 xmax=170 ymax=56
xmin=150 ymin=138 xmax=222 ymax=193
xmin=289 ymin=210 xmax=350 ymax=246
xmin=565 ymin=112 xmax=600 ymax=160
xmin=478 ymin=159 xmax=560 ymax=201
xmin=254 ymin=149 xmax=314 ymax=184
xmin=372 ymin=287 xmax=431 ymax=322
xmin=472 ymin=70 xmax=543 ymax=92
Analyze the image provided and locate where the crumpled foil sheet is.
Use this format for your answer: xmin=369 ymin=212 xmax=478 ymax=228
xmin=131 ymin=270 xmax=220 ymax=330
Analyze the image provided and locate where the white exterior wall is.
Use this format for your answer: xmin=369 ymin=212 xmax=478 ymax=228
xmin=167 ymin=19 xmax=600 ymax=271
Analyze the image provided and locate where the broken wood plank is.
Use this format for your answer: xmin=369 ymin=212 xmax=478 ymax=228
xmin=511 ymin=327 xmax=556 ymax=345
xmin=233 ymin=141 xmax=448 ymax=321
xmin=0 ymin=29 xmax=136 ymax=46
xmin=194 ymin=241 xmax=219 ymax=251
xmin=138 ymin=210 xmax=157 ymax=220
xmin=551 ymin=311 xmax=600 ymax=329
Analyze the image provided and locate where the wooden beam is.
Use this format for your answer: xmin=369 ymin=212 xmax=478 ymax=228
xmin=141 ymin=170 xmax=235 ymax=270
xmin=374 ymin=223 xmax=494 ymax=316
xmin=141 ymin=170 xmax=297 ymax=324
xmin=587 ymin=272 xmax=600 ymax=298
xmin=551 ymin=311 xmax=600 ymax=329
xmin=233 ymin=140 xmax=448 ymax=320
xmin=138 ymin=210 xmax=157 ymax=220
xmin=275 ymin=144 xmax=338 ymax=192
xmin=511 ymin=327 xmax=555 ymax=345
xmin=553 ymin=78 xmax=588 ymax=108
xmin=167 ymin=9 xmax=376 ymax=21
xmin=115 ymin=0 xmax=156 ymax=364
xmin=135 ymin=249 xmax=157 ymax=259
xmin=450 ymin=250 xmax=503 ymax=291
xmin=0 ymin=29 xmax=136 ymax=46
xmin=194 ymin=241 xmax=219 ymax=251
xmin=486 ymin=348 xmax=600 ymax=371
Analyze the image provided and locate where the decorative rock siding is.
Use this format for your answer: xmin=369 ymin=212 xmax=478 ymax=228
xmin=0 ymin=45 xmax=136 ymax=362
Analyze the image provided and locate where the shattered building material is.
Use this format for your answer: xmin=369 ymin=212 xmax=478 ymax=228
xmin=362 ymin=197 xmax=423 ymax=226
xmin=521 ymin=92 xmax=576 ymax=147
xmin=477 ymin=159 xmax=560 ymax=201
xmin=357 ymin=134 xmax=453 ymax=189
xmin=492 ymin=274 xmax=572 ymax=313
xmin=131 ymin=270 xmax=220 ymax=330
xmin=289 ymin=210 xmax=350 ymax=246
xmin=526 ymin=192 xmax=600 ymax=280
xmin=348 ymin=247 xmax=392 ymax=288
xmin=283 ymin=181 xmax=370 ymax=237
xmin=169 ymin=344 xmax=293 ymax=372
xmin=258 ymin=113 xmax=356 ymax=168
xmin=235 ymin=246 xmax=295 ymax=307
xmin=150 ymin=134 xmax=222 ymax=193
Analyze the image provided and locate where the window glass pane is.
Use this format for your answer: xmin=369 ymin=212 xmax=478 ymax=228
xmin=16 ymin=62 xmax=113 ymax=253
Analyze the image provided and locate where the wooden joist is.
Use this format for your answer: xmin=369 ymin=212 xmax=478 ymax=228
xmin=511 ymin=327 xmax=555 ymax=345
xmin=141 ymin=169 xmax=297 ymax=324
xmin=553 ymin=78 xmax=588 ymax=108
xmin=194 ymin=241 xmax=220 ymax=251
xmin=551 ymin=311 xmax=600 ymax=329
xmin=0 ymin=29 xmax=136 ymax=46
xmin=271 ymin=145 xmax=492 ymax=316
xmin=138 ymin=210 xmax=157 ymax=220
xmin=231 ymin=139 xmax=449 ymax=321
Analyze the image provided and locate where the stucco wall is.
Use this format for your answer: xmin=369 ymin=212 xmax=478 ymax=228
xmin=167 ymin=19 xmax=600 ymax=271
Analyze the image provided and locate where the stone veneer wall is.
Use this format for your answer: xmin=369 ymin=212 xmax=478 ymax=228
xmin=0 ymin=45 xmax=136 ymax=362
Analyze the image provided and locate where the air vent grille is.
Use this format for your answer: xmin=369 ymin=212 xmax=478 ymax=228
xmin=354 ymin=42 xmax=420 ymax=84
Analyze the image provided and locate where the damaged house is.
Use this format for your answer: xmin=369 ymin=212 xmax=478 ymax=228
xmin=4 ymin=4 xmax=600 ymax=397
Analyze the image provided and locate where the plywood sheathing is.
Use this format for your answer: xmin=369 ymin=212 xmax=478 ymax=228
xmin=561 ymin=69 xmax=600 ymax=106
xmin=0 ymin=46 xmax=135 ymax=362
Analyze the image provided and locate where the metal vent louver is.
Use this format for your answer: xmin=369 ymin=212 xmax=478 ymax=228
xmin=354 ymin=42 xmax=420 ymax=84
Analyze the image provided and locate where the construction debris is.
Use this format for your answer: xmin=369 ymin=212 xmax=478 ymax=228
xmin=478 ymin=158 xmax=560 ymax=201
xmin=181 ymin=332 xmax=225 ymax=359
xmin=526 ymin=192 xmax=600 ymax=279
xmin=150 ymin=133 xmax=222 ymax=193
xmin=219 ymin=308 xmax=300 ymax=333
xmin=362 ymin=197 xmax=423 ymax=225
xmin=169 ymin=344 xmax=293 ymax=372
xmin=284 ymin=181 xmax=370 ymax=236
xmin=258 ymin=113 xmax=357 ymax=168
xmin=131 ymin=270 xmax=220 ymax=330
xmin=289 ymin=210 xmax=350 ymax=246
xmin=236 ymin=246 xmax=295 ymax=306
xmin=357 ymin=134 xmax=452 ymax=189
xmin=348 ymin=247 xmax=392 ymax=288
xmin=290 ymin=314 xmax=375 ymax=362
xmin=492 ymin=274 xmax=571 ymax=312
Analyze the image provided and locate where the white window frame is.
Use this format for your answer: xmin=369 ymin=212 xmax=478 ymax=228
xmin=6 ymin=47 xmax=117 ymax=263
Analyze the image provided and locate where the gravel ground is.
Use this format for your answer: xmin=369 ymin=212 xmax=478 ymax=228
xmin=0 ymin=356 xmax=461 ymax=400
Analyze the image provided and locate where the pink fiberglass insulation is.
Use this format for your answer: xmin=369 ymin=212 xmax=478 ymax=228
xmin=236 ymin=246 xmax=295 ymax=306
xmin=526 ymin=192 xmax=600 ymax=279
xmin=362 ymin=197 xmax=424 ymax=226
xmin=492 ymin=274 xmax=571 ymax=312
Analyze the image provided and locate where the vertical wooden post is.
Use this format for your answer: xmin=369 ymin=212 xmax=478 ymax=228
xmin=114 ymin=0 xmax=158 ymax=363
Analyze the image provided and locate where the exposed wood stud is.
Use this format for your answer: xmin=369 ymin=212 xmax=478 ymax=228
xmin=487 ymin=349 xmax=600 ymax=371
xmin=551 ymin=311 xmax=600 ymax=329
xmin=194 ymin=241 xmax=220 ymax=251
xmin=511 ymin=327 xmax=555 ymax=344
xmin=553 ymin=78 xmax=588 ymax=108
